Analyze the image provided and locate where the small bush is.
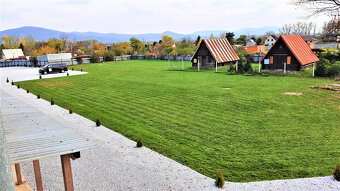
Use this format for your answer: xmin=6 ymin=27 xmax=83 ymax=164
xmin=6 ymin=77 xmax=9 ymax=83
xmin=37 ymin=94 xmax=40 ymax=99
xmin=51 ymin=97 xmax=54 ymax=105
xmin=11 ymin=80 xmax=14 ymax=85
xmin=69 ymin=107 xmax=73 ymax=114
xmin=326 ymin=64 xmax=340 ymax=78
xmin=17 ymin=84 xmax=20 ymax=89
xmin=96 ymin=117 xmax=101 ymax=126
xmin=39 ymin=75 xmax=42 ymax=79
xmin=215 ymin=168 xmax=225 ymax=188
xmin=67 ymin=72 xmax=69 ymax=76
xmin=76 ymin=57 xmax=83 ymax=64
xmin=72 ymin=68 xmax=74 ymax=71
xmin=315 ymin=62 xmax=327 ymax=77
xmin=136 ymin=138 xmax=143 ymax=148
xmin=90 ymin=54 xmax=100 ymax=63
xmin=26 ymin=89 xmax=30 ymax=93
xmin=81 ymin=69 xmax=83 ymax=72
xmin=244 ymin=59 xmax=253 ymax=73
xmin=333 ymin=164 xmax=340 ymax=181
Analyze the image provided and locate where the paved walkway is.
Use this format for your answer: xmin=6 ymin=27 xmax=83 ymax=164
xmin=1 ymin=67 xmax=338 ymax=191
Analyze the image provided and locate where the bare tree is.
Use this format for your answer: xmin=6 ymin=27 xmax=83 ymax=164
xmin=293 ymin=0 xmax=340 ymax=17
xmin=279 ymin=22 xmax=317 ymax=35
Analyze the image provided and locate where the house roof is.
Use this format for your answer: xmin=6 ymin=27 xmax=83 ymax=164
xmin=261 ymin=35 xmax=319 ymax=66
xmin=2 ymin=49 xmax=24 ymax=59
xmin=192 ymin=39 xmax=239 ymax=64
xmin=302 ymin=36 xmax=318 ymax=42
xmin=270 ymin=35 xmax=278 ymax=40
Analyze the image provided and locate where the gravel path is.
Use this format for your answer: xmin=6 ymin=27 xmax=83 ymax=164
xmin=1 ymin=67 xmax=339 ymax=191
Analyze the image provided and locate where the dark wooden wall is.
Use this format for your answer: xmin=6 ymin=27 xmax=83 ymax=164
xmin=261 ymin=38 xmax=300 ymax=71
xmin=191 ymin=42 xmax=216 ymax=68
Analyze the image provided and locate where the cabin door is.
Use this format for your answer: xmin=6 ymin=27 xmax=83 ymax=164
xmin=275 ymin=56 xmax=286 ymax=70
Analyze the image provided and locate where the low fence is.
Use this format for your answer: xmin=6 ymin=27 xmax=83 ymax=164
xmin=0 ymin=55 xmax=193 ymax=68
xmin=106 ymin=55 xmax=192 ymax=62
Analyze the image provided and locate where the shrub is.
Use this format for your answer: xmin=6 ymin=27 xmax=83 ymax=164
xmin=11 ymin=80 xmax=14 ymax=85
xmin=72 ymin=68 xmax=74 ymax=71
xmin=69 ymin=107 xmax=73 ymax=114
xmin=51 ymin=97 xmax=54 ymax=105
xmin=215 ymin=168 xmax=225 ymax=188
xmin=6 ymin=77 xmax=9 ymax=83
xmin=90 ymin=54 xmax=100 ymax=63
xmin=17 ymin=84 xmax=20 ymax=89
xmin=244 ymin=59 xmax=253 ymax=73
xmin=81 ymin=69 xmax=83 ymax=72
xmin=333 ymin=164 xmax=340 ymax=181
xmin=39 ymin=75 xmax=42 ymax=79
xmin=136 ymin=138 xmax=143 ymax=148
xmin=37 ymin=94 xmax=40 ymax=99
xmin=96 ymin=117 xmax=101 ymax=126
xmin=227 ymin=65 xmax=236 ymax=75
xmin=67 ymin=72 xmax=69 ymax=76
xmin=315 ymin=62 xmax=328 ymax=77
xmin=26 ymin=89 xmax=30 ymax=93
xmin=326 ymin=64 xmax=340 ymax=78
xmin=103 ymin=51 xmax=116 ymax=61
xmin=76 ymin=57 xmax=83 ymax=64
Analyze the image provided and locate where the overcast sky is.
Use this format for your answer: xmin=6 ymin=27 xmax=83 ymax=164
xmin=0 ymin=0 xmax=330 ymax=34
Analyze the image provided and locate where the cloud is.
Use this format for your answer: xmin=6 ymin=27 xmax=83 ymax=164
xmin=0 ymin=0 xmax=331 ymax=33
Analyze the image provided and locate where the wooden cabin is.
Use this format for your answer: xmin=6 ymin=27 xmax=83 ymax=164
xmin=191 ymin=39 xmax=239 ymax=69
xmin=260 ymin=35 xmax=319 ymax=72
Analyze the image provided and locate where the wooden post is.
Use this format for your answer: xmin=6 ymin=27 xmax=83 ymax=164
xmin=61 ymin=154 xmax=74 ymax=191
xmin=182 ymin=58 xmax=184 ymax=70
xmin=198 ymin=57 xmax=200 ymax=71
xmin=313 ymin=62 xmax=315 ymax=77
xmin=236 ymin=61 xmax=238 ymax=72
xmin=215 ymin=61 xmax=218 ymax=73
xmin=284 ymin=62 xmax=287 ymax=75
xmin=258 ymin=62 xmax=261 ymax=73
xmin=15 ymin=163 xmax=23 ymax=185
xmin=33 ymin=160 xmax=43 ymax=191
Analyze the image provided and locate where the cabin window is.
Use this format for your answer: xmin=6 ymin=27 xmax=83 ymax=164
xmin=193 ymin=59 xmax=197 ymax=63
xmin=287 ymin=56 xmax=291 ymax=64
xmin=270 ymin=56 xmax=273 ymax=64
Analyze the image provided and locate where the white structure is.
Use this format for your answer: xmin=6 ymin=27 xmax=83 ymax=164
xmin=37 ymin=53 xmax=73 ymax=65
xmin=246 ymin=39 xmax=256 ymax=46
xmin=2 ymin=49 xmax=25 ymax=60
xmin=265 ymin=35 xmax=278 ymax=49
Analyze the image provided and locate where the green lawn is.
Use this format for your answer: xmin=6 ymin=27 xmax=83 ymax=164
xmin=17 ymin=60 xmax=340 ymax=182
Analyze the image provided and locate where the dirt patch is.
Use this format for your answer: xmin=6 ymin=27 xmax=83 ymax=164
xmin=78 ymin=103 xmax=86 ymax=107
xmin=333 ymin=95 xmax=340 ymax=99
xmin=311 ymin=84 xmax=340 ymax=92
xmin=224 ymin=88 xmax=231 ymax=90
xmin=36 ymin=81 xmax=74 ymax=88
xmin=284 ymin=92 xmax=303 ymax=96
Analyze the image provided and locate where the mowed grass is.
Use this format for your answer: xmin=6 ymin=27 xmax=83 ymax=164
xmin=18 ymin=60 xmax=340 ymax=182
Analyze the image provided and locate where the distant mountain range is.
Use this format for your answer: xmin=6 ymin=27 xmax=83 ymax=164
xmin=0 ymin=26 xmax=280 ymax=43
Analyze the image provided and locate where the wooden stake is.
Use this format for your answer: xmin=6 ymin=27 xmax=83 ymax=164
xmin=198 ymin=57 xmax=200 ymax=71
xmin=33 ymin=160 xmax=43 ymax=191
xmin=182 ymin=58 xmax=184 ymax=70
xmin=258 ymin=62 xmax=261 ymax=73
xmin=284 ymin=62 xmax=287 ymax=75
xmin=15 ymin=163 xmax=23 ymax=185
xmin=236 ymin=61 xmax=238 ymax=72
xmin=61 ymin=154 xmax=74 ymax=191
xmin=313 ymin=62 xmax=315 ymax=77
xmin=215 ymin=61 xmax=217 ymax=73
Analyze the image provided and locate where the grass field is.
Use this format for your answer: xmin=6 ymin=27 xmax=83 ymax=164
xmin=17 ymin=60 xmax=340 ymax=182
